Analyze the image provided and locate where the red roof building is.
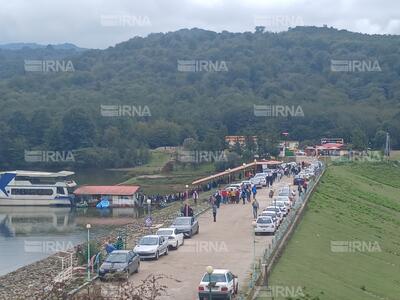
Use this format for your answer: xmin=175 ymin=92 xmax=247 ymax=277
xmin=74 ymin=185 xmax=141 ymax=207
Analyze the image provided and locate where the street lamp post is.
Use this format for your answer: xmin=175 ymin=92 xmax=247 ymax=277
xmin=146 ymin=199 xmax=152 ymax=232
xmin=86 ymin=223 xmax=91 ymax=281
xmin=185 ymin=184 xmax=189 ymax=201
xmin=206 ymin=265 xmax=214 ymax=300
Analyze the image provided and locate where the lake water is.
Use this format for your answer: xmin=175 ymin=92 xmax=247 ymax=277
xmin=0 ymin=206 xmax=144 ymax=276
xmin=0 ymin=168 xmax=144 ymax=276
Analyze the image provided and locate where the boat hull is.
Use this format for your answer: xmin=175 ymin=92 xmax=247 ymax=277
xmin=0 ymin=197 xmax=72 ymax=206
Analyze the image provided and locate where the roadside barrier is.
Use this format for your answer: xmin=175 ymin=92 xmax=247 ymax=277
xmin=239 ymin=163 xmax=326 ymax=300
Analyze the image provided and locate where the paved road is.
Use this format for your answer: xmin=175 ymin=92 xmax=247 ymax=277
xmin=98 ymin=176 xmax=295 ymax=300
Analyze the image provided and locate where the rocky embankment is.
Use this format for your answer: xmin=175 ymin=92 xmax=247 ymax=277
xmin=0 ymin=199 xmax=209 ymax=300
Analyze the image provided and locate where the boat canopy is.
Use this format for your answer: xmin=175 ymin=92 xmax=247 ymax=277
xmin=0 ymin=170 xmax=75 ymax=177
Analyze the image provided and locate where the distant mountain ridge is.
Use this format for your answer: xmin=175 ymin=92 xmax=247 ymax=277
xmin=0 ymin=42 xmax=87 ymax=51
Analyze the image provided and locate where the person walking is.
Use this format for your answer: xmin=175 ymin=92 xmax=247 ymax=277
xmin=252 ymin=199 xmax=259 ymax=219
xmin=269 ymin=189 xmax=274 ymax=199
xmin=192 ymin=190 xmax=199 ymax=205
xmin=212 ymin=202 xmax=217 ymax=222
xmin=251 ymin=185 xmax=257 ymax=200
xmin=241 ymin=189 xmax=246 ymax=205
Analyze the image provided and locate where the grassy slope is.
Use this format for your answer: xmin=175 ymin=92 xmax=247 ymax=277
xmin=121 ymin=149 xmax=216 ymax=194
xmin=257 ymin=162 xmax=400 ymax=300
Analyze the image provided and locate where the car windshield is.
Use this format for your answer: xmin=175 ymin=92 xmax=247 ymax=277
xmin=202 ymin=273 xmax=227 ymax=282
xmin=263 ymin=213 xmax=275 ymax=217
xmin=157 ymin=230 xmax=173 ymax=236
xmin=257 ymin=218 xmax=272 ymax=224
xmin=139 ymin=237 xmax=159 ymax=245
xmin=173 ymin=218 xmax=191 ymax=225
xmin=105 ymin=253 xmax=127 ymax=263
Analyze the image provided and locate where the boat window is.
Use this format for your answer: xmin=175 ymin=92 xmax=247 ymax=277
xmin=11 ymin=188 xmax=54 ymax=196
xmin=57 ymin=187 xmax=65 ymax=195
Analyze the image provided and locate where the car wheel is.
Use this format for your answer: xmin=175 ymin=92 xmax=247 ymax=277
xmin=196 ymin=226 xmax=199 ymax=234
xmin=189 ymin=230 xmax=193 ymax=238
xmin=175 ymin=241 xmax=179 ymax=249
xmin=155 ymin=251 xmax=159 ymax=260
xmin=165 ymin=247 xmax=169 ymax=256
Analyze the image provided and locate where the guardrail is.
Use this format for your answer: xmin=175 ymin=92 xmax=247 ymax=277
xmin=239 ymin=163 xmax=326 ymax=300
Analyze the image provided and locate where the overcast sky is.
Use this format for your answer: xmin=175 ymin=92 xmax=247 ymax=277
xmin=1 ymin=0 xmax=399 ymax=49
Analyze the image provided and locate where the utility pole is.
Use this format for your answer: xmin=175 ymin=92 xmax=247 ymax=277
xmin=384 ymin=132 xmax=391 ymax=159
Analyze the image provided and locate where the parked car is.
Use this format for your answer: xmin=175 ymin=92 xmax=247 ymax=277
xmin=171 ymin=216 xmax=199 ymax=237
xmin=198 ymin=269 xmax=238 ymax=300
xmin=156 ymin=227 xmax=184 ymax=249
xmin=259 ymin=211 xmax=280 ymax=226
xmin=134 ymin=235 xmax=169 ymax=260
xmin=293 ymin=175 xmax=305 ymax=186
xmin=225 ymin=183 xmax=241 ymax=190
xmin=264 ymin=206 xmax=284 ymax=222
xmin=250 ymin=173 xmax=267 ymax=188
xmin=254 ymin=216 xmax=276 ymax=235
xmin=275 ymin=195 xmax=293 ymax=207
xmin=98 ymin=250 xmax=140 ymax=281
xmin=273 ymin=200 xmax=290 ymax=214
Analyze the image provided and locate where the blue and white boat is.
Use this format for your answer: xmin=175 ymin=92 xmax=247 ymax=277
xmin=0 ymin=170 xmax=76 ymax=206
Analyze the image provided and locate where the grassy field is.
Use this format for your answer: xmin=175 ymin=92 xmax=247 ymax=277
xmin=257 ymin=162 xmax=400 ymax=300
xmin=120 ymin=149 xmax=216 ymax=194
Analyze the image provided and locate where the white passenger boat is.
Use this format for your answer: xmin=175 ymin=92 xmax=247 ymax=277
xmin=0 ymin=170 xmax=76 ymax=206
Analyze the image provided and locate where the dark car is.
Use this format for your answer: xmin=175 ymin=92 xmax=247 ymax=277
xmin=171 ymin=216 xmax=199 ymax=237
xmin=293 ymin=175 xmax=305 ymax=186
xmin=98 ymin=250 xmax=140 ymax=281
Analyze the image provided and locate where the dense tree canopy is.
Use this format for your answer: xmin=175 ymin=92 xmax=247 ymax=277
xmin=0 ymin=26 xmax=399 ymax=169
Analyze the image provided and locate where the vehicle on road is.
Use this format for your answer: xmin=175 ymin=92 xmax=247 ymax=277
xmin=171 ymin=216 xmax=199 ymax=237
xmin=293 ymin=175 xmax=305 ymax=186
xmin=264 ymin=206 xmax=284 ymax=222
xmin=273 ymin=200 xmax=290 ymax=215
xmin=198 ymin=269 xmax=238 ymax=300
xmin=134 ymin=235 xmax=169 ymax=260
xmin=156 ymin=227 xmax=184 ymax=249
xmin=98 ymin=250 xmax=140 ymax=281
xmin=250 ymin=173 xmax=267 ymax=188
xmin=259 ymin=211 xmax=280 ymax=226
xmin=254 ymin=216 xmax=276 ymax=235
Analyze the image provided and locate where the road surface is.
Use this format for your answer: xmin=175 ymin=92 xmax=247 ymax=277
xmin=98 ymin=176 xmax=295 ymax=300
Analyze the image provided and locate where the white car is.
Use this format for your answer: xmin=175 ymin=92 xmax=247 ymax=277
xmin=274 ymin=196 xmax=293 ymax=207
xmin=259 ymin=211 xmax=280 ymax=226
xmin=254 ymin=216 xmax=276 ymax=235
xmin=273 ymin=200 xmax=291 ymax=214
xmin=251 ymin=174 xmax=267 ymax=188
xmin=156 ymin=228 xmax=184 ymax=249
xmin=198 ymin=269 xmax=238 ymax=300
xmin=134 ymin=235 xmax=169 ymax=260
xmin=264 ymin=206 xmax=284 ymax=222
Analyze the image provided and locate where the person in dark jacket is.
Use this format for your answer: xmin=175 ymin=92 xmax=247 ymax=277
xmin=212 ymin=203 xmax=217 ymax=222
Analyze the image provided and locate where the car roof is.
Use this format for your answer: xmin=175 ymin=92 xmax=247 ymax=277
xmin=257 ymin=216 xmax=273 ymax=220
xmin=203 ymin=269 xmax=229 ymax=274
xmin=175 ymin=216 xmax=192 ymax=219
xmin=110 ymin=250 xmax=131 ymax=254
xmin=157 ymin=227 xmax=175 ymax=231
xmin=141 ymin=235 xmax=159 ymax=238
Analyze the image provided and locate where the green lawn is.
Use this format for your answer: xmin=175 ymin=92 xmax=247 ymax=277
xmin=257 ymin=162 xmax=400 ymax=300
xmin=121 ymin=149 xmax=216 ymax=194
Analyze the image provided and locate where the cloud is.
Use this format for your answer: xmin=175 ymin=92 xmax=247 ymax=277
xmin=0 ymin=0 xmax=398 ymax=49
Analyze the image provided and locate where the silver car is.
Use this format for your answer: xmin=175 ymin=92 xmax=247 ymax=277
xmin=134 ymin=235 xmax=169 ymax=260
xmin=98 ymin=250 xmax=140 ymax=281
xmin=171 ymin=216 xmax=199 ymax=238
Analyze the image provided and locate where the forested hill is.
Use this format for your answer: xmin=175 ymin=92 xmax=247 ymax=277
xmin=0 ymin=26 xmax=399 ymax=169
